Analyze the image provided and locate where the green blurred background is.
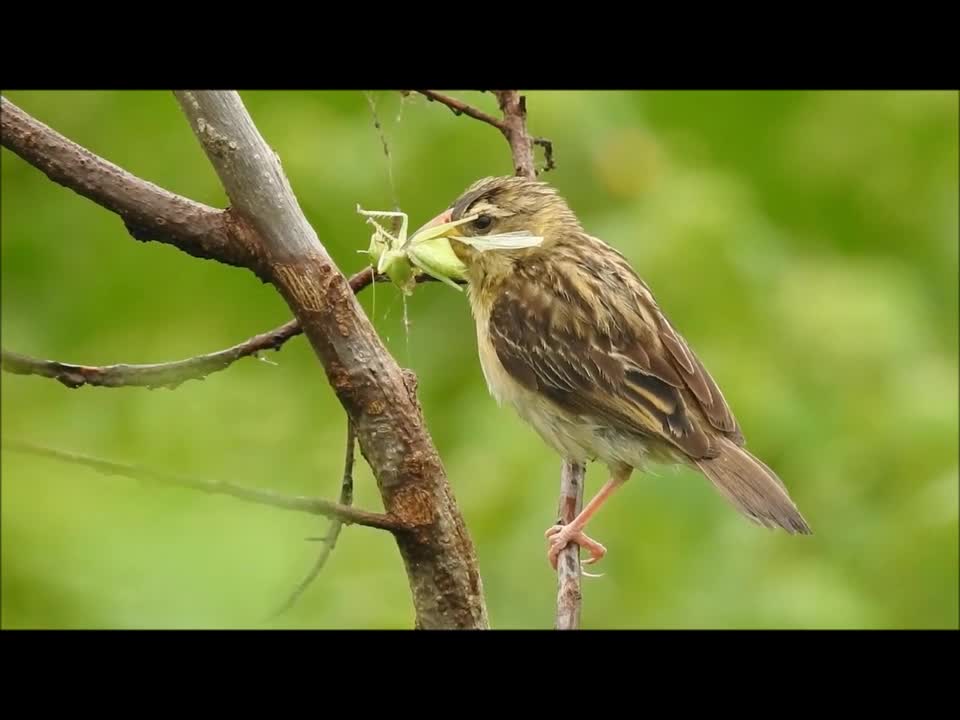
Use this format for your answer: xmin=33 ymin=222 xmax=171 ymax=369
xmin=1 ymin=90 xmax=957 ymax=629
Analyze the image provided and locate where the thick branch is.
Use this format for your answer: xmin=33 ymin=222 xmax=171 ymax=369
xmin=0 ymin=96 xmax=259 ymax=271
xmin=173 ymin=91 xmax=488 ymax=630
xmin=1 ymin=438 xmax=400 ymax=531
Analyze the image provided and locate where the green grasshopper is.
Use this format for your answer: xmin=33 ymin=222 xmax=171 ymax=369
xmin=357 ymin=205 xmax=544 ymax=295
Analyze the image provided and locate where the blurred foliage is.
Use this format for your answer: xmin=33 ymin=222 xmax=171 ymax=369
xmin=1 ymin=90 xmax=957 ymax=629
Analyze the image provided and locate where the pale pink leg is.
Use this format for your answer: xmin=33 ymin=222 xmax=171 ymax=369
xmin=545 ymin=525 xmax=607 ymax=568
xmin=545 ymin=467 xmax=630 ymax=570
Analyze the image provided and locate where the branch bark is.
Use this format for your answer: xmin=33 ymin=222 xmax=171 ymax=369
xmin=555 ymin=460 xmax=586 ymax=629
xmin=3 ymin=90 xmax=570 ymax=629
xmin=0 ymin=321 xmax=300 ymax=389
xmin=2 ymin=438 xmax=399 ymax=531
xmin=492 ymin=91 xmax=585 ymax=629
xmin=0 ymin=96 xmax=261 ymax=273
xmin=493 ymin=91 xmax=537 ymax=179
xmin=3 ymin=92 xmax=488 ymax=629
xmin=414 ymin=91 xmax=554 ymax=177
xmin=416 ymin=88 xmax=580 ymax=628
xmin=0 ymin=270 xmax=379 ymax=391
xmin=413 ymin=91 xmax=506 ymax=132
xmin=172 ymin=91 xmax=488 ymax=630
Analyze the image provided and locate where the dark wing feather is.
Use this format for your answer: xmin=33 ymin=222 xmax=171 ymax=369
xmin=488 ymin=244 xmax=743 ymax=461
xmin=649 ymin=295 xmax=742 ymax=441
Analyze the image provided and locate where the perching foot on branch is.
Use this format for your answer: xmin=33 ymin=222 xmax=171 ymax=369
xmin=546 ymin=524 xmax=607 ymax=570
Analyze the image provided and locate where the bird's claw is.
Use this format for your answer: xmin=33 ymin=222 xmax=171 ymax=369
xmin=545 ymin=523 xmax=607 ymax=570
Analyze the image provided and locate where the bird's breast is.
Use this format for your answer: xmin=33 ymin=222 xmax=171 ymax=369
xmin=469 ymin=288 xmax=595 ymax=462
xmin=471 ymin=292 xmax=517 ymax=409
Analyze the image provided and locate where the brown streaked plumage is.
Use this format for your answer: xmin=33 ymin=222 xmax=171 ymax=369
xmin=414 ymin=176 xmax=812 ymax=570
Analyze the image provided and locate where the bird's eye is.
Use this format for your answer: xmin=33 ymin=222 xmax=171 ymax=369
xmin=473 ymin=214 xmax=493 ymax=232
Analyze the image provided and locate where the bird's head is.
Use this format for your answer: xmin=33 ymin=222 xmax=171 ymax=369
xmin=411 ymin=176 xmax=581 ymax=283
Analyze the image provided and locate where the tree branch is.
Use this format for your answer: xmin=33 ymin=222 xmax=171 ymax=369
xmin=272 ymin=420 xmax=356 ymax=618
xmin=0 ymin=269 xmax=385 ymax=391
xmin=412 ymin=90 xmax=506 ymax=132
xmin=492 ymin=90 xmax=584 ymax=629
xmin=555 ymin=460 xmax=586 ymax=629
xmin=413 ymin=90 xmax=555 ymax=177
xmin=493 ymin=91 xmax=537 ymax=179
xmin=173 ymin=91 xmax=489 ymax=630
xmin=0 ymin=321 xmax=301 ymax=390
xmin=0 ymin=96 xmax=261 ymax=272
xmin=2 ymin=92 xmax=537 ymax=629
xmin=1 ymin=438 xmax=401 ymax=532
xmin=414 ymin=88 xmax=578 ymax=627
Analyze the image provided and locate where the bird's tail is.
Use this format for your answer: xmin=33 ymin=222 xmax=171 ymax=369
xmin=694 ymin=437 xmax=812 ymax=535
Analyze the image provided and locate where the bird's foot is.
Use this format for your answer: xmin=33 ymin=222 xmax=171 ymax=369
xmin=545 ymin=523 xmax=607 ymax=570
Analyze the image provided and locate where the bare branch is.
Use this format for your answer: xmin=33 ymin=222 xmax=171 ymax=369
xmin=272 ymin=420 xmax=356 ymax=618
xmin=0 ymin=321 xmax=301 ymax=390
xmin=413 ymin=88 xmax=576 ymax=625
xmin=412 ymin=90 xmax=506 ymax=132
xmin=411 ymin=90 xmax=555 ymax=177
xmin=555 ymin=461 xmax=586 ymax=629
xmin=0 ymin=96 xmax=259 ymax=271
xmin=3 ymin=92 xmax=485 ymax=628
xmin=1 ymin=438 xmax=401 ymax=532
xmin=491 ymin=90 xmax=582 ymax=628
xmin=173 ymin=91 xmax=489 ymax=630
xmin=0 ymin=268 xmax=384 ymax=391
xmin=493 ymin=91 xmax=537 ymax=179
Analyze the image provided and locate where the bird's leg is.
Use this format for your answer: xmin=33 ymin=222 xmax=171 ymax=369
xmin=545 ymin=466 xmax=631 ymax=570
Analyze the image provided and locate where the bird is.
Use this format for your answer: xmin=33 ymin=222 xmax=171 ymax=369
xmin=411 ymin=175 xmax=812 ymax=571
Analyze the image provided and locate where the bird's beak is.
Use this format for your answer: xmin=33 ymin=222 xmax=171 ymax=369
xmin=412 ymin=208 xmax=461 ymax=239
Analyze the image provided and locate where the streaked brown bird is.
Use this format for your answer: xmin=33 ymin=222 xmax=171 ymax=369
xmin=413 ymin=176 xmax=812 ymax=570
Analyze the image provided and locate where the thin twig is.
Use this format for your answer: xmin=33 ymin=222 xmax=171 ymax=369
xmin=0 ymin=267 xmax=439 ymax=391
xmin=417 ymin=88 xmax=577 ymax=626
xmin=413 ymin=91 xmax=556 ymax=174
xmin=418 ymin=88 xmax=576 ymax=625
xmin=412 ymin=91 xmax=506 ymax=132
xmin=490 ymin=90 xmax=582 ymax=628
xmin=0 ymin=322 xmax=301 ymax=390
xmin=271 ymin=421 xmax=356 ymax=618
xmin=555 ymin=461 xmax=586 ymax=629
xmin=493 ymin=91 xmax=537 ymax=180
xmin=1 ymin=437 xmax=401 ymax=532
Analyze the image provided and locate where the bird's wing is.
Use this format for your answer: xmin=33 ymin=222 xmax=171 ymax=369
xmin=487 ymin=247 xmax=743 ymax=461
